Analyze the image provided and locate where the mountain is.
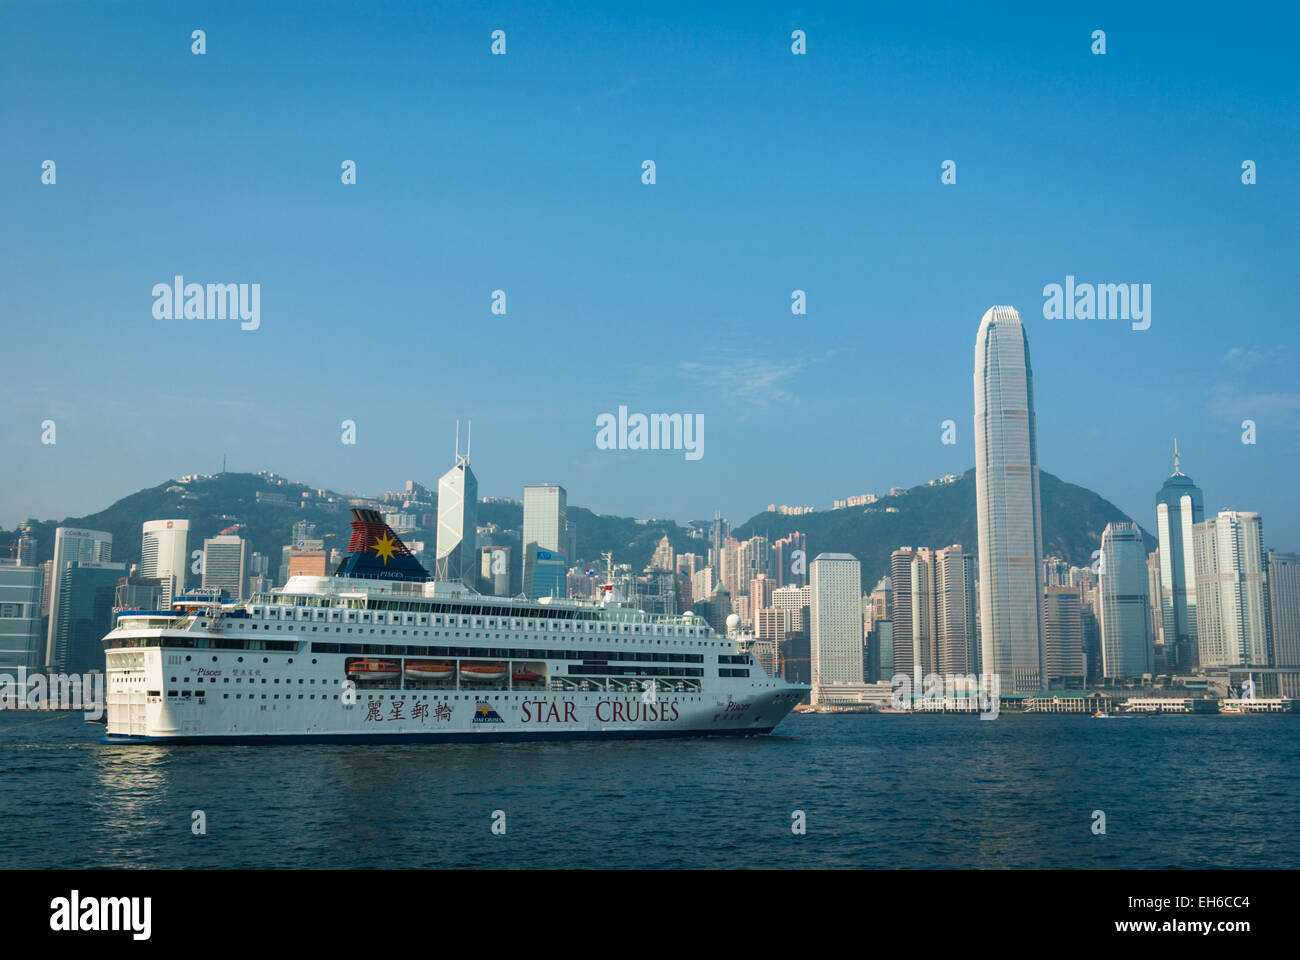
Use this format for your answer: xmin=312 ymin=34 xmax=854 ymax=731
xmin=733 ymin=468 xmax=1154 ymax=587
xmin=4 ymin=474 xmax=362 ymax=575
xmin=3 ymin=468 xmax=1153 ymax=589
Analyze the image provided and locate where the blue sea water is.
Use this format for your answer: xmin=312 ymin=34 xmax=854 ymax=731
xmin=1 ymin=711 xmax=1296 ymax=869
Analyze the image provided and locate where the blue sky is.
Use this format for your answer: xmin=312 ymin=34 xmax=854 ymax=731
xmin=2 ymin=1 xmax=1297 ymax=546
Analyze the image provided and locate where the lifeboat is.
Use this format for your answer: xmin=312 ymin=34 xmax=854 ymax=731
xmin=460 ymin=661 xmax=507 ymax=682
xmin=346 ymin=658 xmax=400 ymax=680
xmin=512 ymin=668 xmax=546 ymax=684
xmin=405 ymin=660 xmax=454 ymax=681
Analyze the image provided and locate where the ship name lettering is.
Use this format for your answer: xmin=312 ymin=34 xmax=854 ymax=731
xmin=521 ymin=700 xmax=577 ymax=723
xmin=596 ymin=700 xmax=679 ymax=723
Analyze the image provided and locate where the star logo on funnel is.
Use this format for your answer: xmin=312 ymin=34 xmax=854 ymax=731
xmin=372 ymin=531 xmax=398 ymax=565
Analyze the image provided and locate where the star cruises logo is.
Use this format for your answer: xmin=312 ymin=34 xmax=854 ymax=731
xmin=372 ymin=531 xmax=398 ymax=565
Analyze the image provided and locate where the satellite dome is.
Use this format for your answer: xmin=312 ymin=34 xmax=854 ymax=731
xmin=726 ymin=613 xmax=740 ymax=629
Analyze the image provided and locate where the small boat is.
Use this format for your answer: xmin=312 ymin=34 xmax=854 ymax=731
xmin=1220 ymin=705 xmax=1247 ymax=715
xmin=1093 ymin=711 xmax=1109 ymax=718
xmin=346 ymin=658 xmax=400 ymax=681
xmin=404 ymin=660 xmax=454 ymax=681
xmin=460 ymin=662 xmax=507 ymax=682
xmin=511 ymin=668 xmax=545 ymax=684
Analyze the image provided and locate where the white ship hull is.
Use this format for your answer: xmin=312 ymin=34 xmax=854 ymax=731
xmin=103 ymin=661 xmax=797 ymax=744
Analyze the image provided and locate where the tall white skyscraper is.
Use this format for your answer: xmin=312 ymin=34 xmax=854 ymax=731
xmin=809 ymin=553 xmax=863 ymax=704
xmin=1098 ymin=522 xmax=1153 ymax=679
xmin=1193 ymin=511 xmax=1270 ymax=668
xmin=201 ymin=535 xmax=247 ymax=600
xmin=523 ymin=485 xmax=567 ymax=598
xmin=973 ymin=305 xmax=1046 ymax=692
xmin=1155 ymin=442 xmax=1204 ymax=669
xmin=141 ymin=518 xmax=189 ymax=608
xmin=1267 ymin=552 xmax=1300 ymax=667
xmin=434 ymin=430 xmax=478 ymax=587
xmin=44 ymin=527 xmax=112 ymax=668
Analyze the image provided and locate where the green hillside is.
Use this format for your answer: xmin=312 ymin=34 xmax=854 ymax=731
xmin=3 ymin=468 xmax=1152 ymax=589
xmin=5 ymin=474 xmax=359 ymax=573
xmin=732 ymin=468 xmax=1154 ymax=587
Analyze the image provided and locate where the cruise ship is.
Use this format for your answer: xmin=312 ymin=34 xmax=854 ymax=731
xmin=103 ymin=510 xmax=808 ymax=743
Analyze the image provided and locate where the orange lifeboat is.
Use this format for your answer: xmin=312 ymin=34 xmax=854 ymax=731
xmin=405 ymin=660 xmax=454 ymax=682
xmin=346 ymin=658 xmax=400 ymax=681
xmin=512 ymin=668 xmax=546 ymax=684
xmin=460 ymin=661 xmax=507 ymax=682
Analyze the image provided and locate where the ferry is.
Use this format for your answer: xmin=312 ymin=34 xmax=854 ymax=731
xmin=101 ymin=509 xmax=808 ymax=743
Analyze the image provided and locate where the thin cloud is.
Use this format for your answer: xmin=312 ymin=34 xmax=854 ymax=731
xmin=1223 ymin=345 xmax=1284 ymax=371
xmin=679 ymin=355 xmax=811 ymax=405
xmin=1209 ymin=385 xmax=1300 ymax=420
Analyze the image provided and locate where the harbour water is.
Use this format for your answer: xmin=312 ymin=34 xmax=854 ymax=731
xmin=2 ymin=711 xmax=1296 ymax=869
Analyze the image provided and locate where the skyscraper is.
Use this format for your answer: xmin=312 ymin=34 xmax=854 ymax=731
xmin=50 ymin=560 xmax=125 ymax=674
xmin=889 ymin=547 xmax=934 ymax=688
xmin=434 ymin=434 xmax=479 ymax=587
xmin=1146 ymin=549 xmax=1166 ymax=667
xmin=201 ymin=535 xmax=247 ymax=600
xmin=809 ymin=553 xmax=863 ymax=703
xmin=650 ymin=535 xmax=674 ymax=572
xmin=936 ymin=544 xmax=978 ymax=675
xmin=522 ymin=485 xmax=567 ymax=598
xmin=479 ymin=544 xmax=512 ymax=596
xmin=0 ymin=559 xmax=44 ymax=675
xmin=1043 ymin=586 xmax=1086 ymax=682
xmin=1193 ymin=511 xmax=1270 ymax=668
xmin=772 ymin=531 xmax=807 ymax=588
xmin=974 ymin=305 xmax=1046 ymax=693
xmin=44 ymin=527 xmax=112 ymax=669
xmin=750 ymin=574 xmax=776 ymax=617
xmin=114 ymin=576 xmax=163 ymax=612
xmin=1155 ymin=442 xmax=1204 ymax=669
xmin=1098 ymin=522 xmax=1153 ymax=680
xmin=14 ymin=531 xmax=37 ymax=566
xmin=140 ymin=518 xmax=189 ymax=608
xmin=891 ymin=545 xmax=977 ymax=683
xmin=1267 ymin=552 xmax=1300 ymax=667
xmin=709 ymin=512 xmax=730 ymax=572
